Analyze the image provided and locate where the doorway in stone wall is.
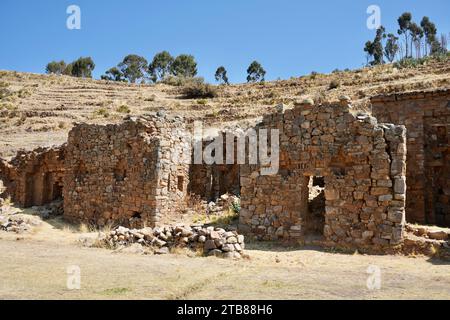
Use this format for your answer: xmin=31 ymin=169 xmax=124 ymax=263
xmin=305 ymin=176 xmax=326 ymax=239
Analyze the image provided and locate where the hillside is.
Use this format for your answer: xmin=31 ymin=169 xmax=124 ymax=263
xmin=1 ymin=58 xmax=449 ymax=158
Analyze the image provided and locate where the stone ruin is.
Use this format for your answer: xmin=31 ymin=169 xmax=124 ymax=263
xmin=239 ymin=100 xmax=407 ymax=249
xmin=63 ymin=115 xmax=191 ymax=227
xmin=372 ymin=89 xmax=450 ymax=227
xmin=0 ymin=88 xmax=449 ymax=254
xmin=0 ymin=146 xmax=65 ymax=207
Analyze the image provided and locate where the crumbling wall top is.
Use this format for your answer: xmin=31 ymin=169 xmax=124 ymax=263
xmin=371 ymin=88 xmax=450 ymax=103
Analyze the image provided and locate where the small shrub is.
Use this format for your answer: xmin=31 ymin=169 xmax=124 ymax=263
xmin=328 ymin=80 xmax=340 ymax=90
xmin=0 ymin=102 xmax=17 ymax=111
xmin=17 ymin=88 xmax=32 ymax=98
xmin=102 ymin=287 xmax=131 ymax=296
xmin=0 ymin=82 xmax=11 ymax=99
xmin=161 ymin=75 xmax=204 ymax=87
xmin=15 ymin=115 xmax=27 ymax=126
xmin=145 ymin=94 xmax=157 ymax=102
xmin=116 ymin=105 xmax=131 ymax=114
xmin=310 ymin=71 xmax=320 ymax=80
xmin=197 ymin=99 xmax=207 ymax=105
xmin=392 ymin=56 xmax=439 ymax=69
xmin=94 ymin=108 xmax=110 ymax=118
xmin=231 ymin=201 xmax=241 ymax=214
xmin=182 ymin=82 xmax=217 ymax=99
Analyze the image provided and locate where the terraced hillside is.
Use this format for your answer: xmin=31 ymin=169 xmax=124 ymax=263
xmin=0 ymin=57 xmax=449 ymax=158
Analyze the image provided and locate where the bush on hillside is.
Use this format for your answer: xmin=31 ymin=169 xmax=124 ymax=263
xmin=182 ymin=81 xmax=217 ymax=99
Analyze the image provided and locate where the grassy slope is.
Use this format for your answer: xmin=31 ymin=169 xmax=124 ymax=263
xmin=0 ymin=57 xmax=449 ymax=158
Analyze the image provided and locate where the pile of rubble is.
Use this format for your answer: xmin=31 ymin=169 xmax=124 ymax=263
xmin=31 ymin=200 xmax=63 ymax=219
xmin=101 ymin=224 xmax=245 ymax=259
xmin=0 ymin=215 xmax=32 ymax=233
xmin=0 ymin=198 xmax=42 ymax=234
xmin=207 ymin=194 xmax=240 ymax=214
xmin=403 ymin=224 xmax=450 ymax=257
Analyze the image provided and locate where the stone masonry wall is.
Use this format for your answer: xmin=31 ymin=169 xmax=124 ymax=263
xmin=372 ymin=89 xmax=450 ymax=227
xmin=63 ymin=115 xmax=191 ymax=227
xmin=0 ymin=146 xmax=65 ymax=207
xmin=189 ymin=133 xmax=240 ymax=201
xmin=239 ymin=101 xmax=407 ymax=249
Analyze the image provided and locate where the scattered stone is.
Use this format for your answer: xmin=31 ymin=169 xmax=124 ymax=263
xmin=338 ymin=95 xmax=352 ymax=106
xmin=155 ymin=247 xmax=169 ymax=255
xmin=226 ymin=236 xmax=238 ymax=244
xmin=0 ymin=214 xmax=33 ymax=234
xmin=120 ymin=243 xmax=145 ymax=255
xmin=427 ymin=230 xmax=448 ymax=241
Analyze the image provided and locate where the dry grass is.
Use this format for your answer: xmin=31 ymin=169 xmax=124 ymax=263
xmin=2 ymin=195 xmax=13 ymax=206
xmin=0 ymin=226 xmax=449 ymax=300
xmin=0 ymin=205 xmax=449 ymax=300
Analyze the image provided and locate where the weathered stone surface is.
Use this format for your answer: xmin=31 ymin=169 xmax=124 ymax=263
xmin=226 ymin=236 xmax=238 ymax=244
xmin=427 ymin=230 xmax=448 ymax=241
xmin=238 ymin=101 xmax=407 ymax=249
xmin=0 ymin=147 xmax=65 ymax=207
xmin=204 ymin=240 xmax=217 ymax=250
xmin=372 ymin=89 xmax=450 ymax=227
xmin=63 ymin=115 xmax=191 ymax=227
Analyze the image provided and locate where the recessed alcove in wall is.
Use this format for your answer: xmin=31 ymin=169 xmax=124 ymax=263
xmin=114 ymin=159 xmax=127 ymax=182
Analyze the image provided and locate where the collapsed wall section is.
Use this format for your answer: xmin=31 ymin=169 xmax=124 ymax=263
xmin=63 ymin=115 xmax=191 ymax=227
xmin=239 ymin=101 xmax=407 ymax=249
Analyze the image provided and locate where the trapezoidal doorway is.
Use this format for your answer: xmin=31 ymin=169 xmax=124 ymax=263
xmin=304 ymin=176 xmax=326 ymax=240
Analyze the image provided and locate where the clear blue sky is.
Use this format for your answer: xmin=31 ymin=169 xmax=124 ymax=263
xmin=0 ymin=0 xmax=449 ymax=83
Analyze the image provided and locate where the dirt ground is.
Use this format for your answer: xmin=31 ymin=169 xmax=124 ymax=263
xmin=0 ymin=216 xmax=449 ymax=300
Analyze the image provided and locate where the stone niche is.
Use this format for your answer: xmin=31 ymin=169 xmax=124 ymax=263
xmin=0 ymin=146 xmax=65 ymax=207
xmin=372 ymin=89 xmax=450 ymax=227
xmin=63 ymin=115 xmax=191 ymax=227
xmin=238 ymin=101 xmax=407 ymax=249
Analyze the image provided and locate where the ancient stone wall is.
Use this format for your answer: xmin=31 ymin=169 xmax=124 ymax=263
xmin=0 ymin=146 xmax=65 ymax=207
xmin=372 ymin=89 xmax=450 ymax=227
xmin=189 ymin=133 xmax=240 ymax=201
xmin=63 ymin=115 xmax=191 ymax=227
xmin=239 ymin=101 xmax=407 ymax=249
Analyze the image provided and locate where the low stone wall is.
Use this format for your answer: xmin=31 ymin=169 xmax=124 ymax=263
xmin=101 ymin=224 xmax=245 ymax=258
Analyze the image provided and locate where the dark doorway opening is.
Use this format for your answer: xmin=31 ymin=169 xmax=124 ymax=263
xmin=305 ymin=176 xmax=326 ymax=238
xmin=53 ymin=182 xmax=63 ymax=200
